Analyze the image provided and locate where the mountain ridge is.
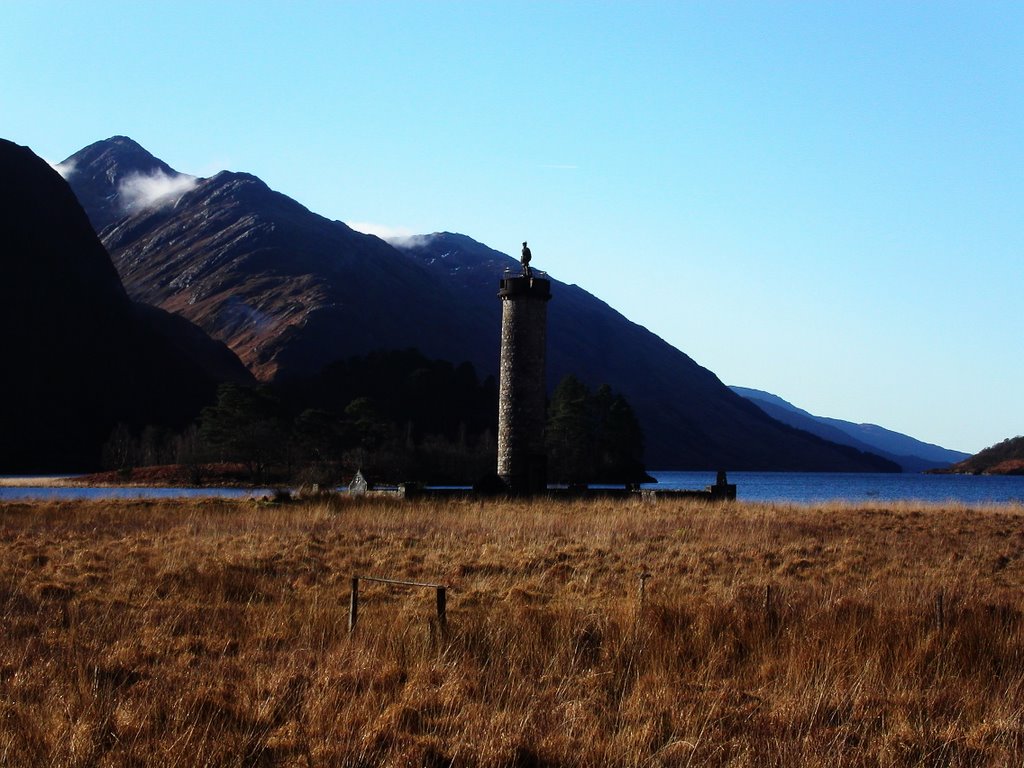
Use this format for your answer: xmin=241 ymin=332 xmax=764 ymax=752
xmin=60 ymin=136 xmax=901 ymax=471
xmin=393 ymin=233 xmax=900 ymax=471
xmin=730 ymin=385 xmax=969 ymax=471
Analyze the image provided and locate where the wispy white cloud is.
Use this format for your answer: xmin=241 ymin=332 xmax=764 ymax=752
xmin=47 ymin=158 xmax=77 ymax=179
xmin=347 ymin=221 xmax=432 ymax=248
xmin=118 ymin=170 xmax=198 ymax=214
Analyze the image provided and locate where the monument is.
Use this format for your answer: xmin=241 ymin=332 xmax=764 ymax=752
xmin=497 ymin=243 xmax=551 ymax=495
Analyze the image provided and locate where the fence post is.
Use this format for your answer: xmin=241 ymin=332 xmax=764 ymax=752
xmin=935 ymin=589 xmax=945 ymax=632
xmin=436 ymin=587 xmax=447 ymax=634
xmin=638 ymin=572 xmax=652 ymax=604
xmin=349 ymin=575 xmax=448 ymax=634
xmin=764 ymin=584 xmax=779 ymax=632
xmin=349 ymin=577 xmax=359 ymax=633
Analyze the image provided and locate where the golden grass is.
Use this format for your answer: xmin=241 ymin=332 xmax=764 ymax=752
xmin=1 ymin=496 xmax=1022 ymax=766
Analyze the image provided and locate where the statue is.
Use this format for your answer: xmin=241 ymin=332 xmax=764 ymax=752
xmin=521 ymin=241 xmax=532 ymax=277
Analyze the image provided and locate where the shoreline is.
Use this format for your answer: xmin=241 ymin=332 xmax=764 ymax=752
xmin=0 ymin=476 xmax=82 ymax=488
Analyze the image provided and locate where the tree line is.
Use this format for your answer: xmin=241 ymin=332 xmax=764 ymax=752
xmin=102 ymin=349 xmax=648 ymax=487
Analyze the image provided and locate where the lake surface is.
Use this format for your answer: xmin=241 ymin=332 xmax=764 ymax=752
xmin=0 ymin=480 xmax=275 ymax=502
xmin=2 ymin=472 xmax=1023 ymax=505
xmin=647 ymin=471 xmax=1024 ymax=505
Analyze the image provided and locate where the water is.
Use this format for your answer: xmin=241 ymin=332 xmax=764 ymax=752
xmin=2 ymin=473 xmax=1023 ymax=505
xmin=0 ymin=481 xmax=276 ymax=502
xmin=647 ymin=471 xmax=1024 ymax=505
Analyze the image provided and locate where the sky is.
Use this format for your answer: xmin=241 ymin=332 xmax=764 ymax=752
xmin=3 ymin=1 xmax=1022 ymax=454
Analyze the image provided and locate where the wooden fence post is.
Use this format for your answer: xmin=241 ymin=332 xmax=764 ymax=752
xmin=935 ymin=589 xmax=945 ymax=632
xmin=638 ymin=572 xmax=652 ymax=604
xmin=764 ymin=584 xmax=779 ymax=632
xmin=436 ymin=587 xmax=447 ymax=633
xmin=349 ymin=577 xmax=359 ymax=633
xmin=348 ymin=575 xmax=448 ymax=635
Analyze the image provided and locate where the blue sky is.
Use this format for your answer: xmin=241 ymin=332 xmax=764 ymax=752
xmin=3 ymin=1 xmax=1022 ymax=453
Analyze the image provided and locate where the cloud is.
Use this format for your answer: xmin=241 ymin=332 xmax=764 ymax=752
xmin=222 ymin=295 xmax=275 ymax=333
xmin=346 ymin=221 xmax=432 ymax=248
xmin=118 ymin=170 xmax=198 ymax=214
xmin=47 ymin=159 xmax=77 ymax=179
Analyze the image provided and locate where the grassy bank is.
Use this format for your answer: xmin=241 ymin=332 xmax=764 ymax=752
xmin=1 ymin=497 xmax=1022 ymax=766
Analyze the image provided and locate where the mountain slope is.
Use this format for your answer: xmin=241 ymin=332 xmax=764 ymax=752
xmin=57 ymin=135 xmax=187 ymax=233
xmin=0 ymin=139 xmax=231 ymax=471
xmin=938 ymin=436 xmax=1024 ymax=475
xmin=730 ymin=386 xmax=969 ymax=471
xmin=395 ymin=234 xmax=898 ymax=471
xmin=61 ymin=140 xmax=498 ymax=382
xmin=62 ymin=138 xmax=897 ymax=471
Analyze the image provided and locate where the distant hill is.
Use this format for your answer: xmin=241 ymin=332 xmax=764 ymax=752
xmin=61 ymin=136 xmax=899 ymax=472
xmin=937 ymin=436 xmax=1024 ymax=475
xmin=0 ymin=139 xmax=248 ymax=472
xmin=730 ymin=386 xmax=970 ymax=472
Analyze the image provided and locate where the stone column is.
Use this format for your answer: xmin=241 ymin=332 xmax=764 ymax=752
xmin=497 ymin=275 xmax=551 ymax=495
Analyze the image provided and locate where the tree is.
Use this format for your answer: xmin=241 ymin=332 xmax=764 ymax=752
xmin=546 ymin=375 xmax=597 ymax=485
xmin=199 ymin=384 xmax=288 ymax=480
xmin=596 ymin=388 xmax=646 ymax=482
xmin=101 ymin=423 xmax=137 ymax=473
xmin=343 ymin=397 xmax=391 ymax=451
xmin=546 ymin=376 xmax=647 ymax=485
xmin=293 ymin=409 xmax=346 ymax=463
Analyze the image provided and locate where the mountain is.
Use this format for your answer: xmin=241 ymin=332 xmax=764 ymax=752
xmin=730 ymin=386 xmax=970 ymax=472
xmin=61 ymin=139 xmax=496 ymax=383
xmin=55 ymin=135 xmax=185 ymax=233
xmin=61 ymin=137 xmax=898 ymax=471
xmin=0 ymin=139 xmax=245 ymax=472
xmin=394 ymin=234 xmax=900 ymax=471
xmin=134 ymin=302 xmax=254 ymax=386
xmin=936 ymin=436 xmax=1024 ymax=475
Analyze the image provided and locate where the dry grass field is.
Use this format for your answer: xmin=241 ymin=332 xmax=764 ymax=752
xmin=0 ymin=495 xmax=1022 ymax=767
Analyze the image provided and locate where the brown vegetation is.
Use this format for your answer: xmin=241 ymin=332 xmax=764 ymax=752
xmin=1 ymin=496 xmax=1023 ymax=766
xmin=73 ymin=462 xmax=258 ymax=487
xmin=939 ymin=435 xmax=1024 ymax=476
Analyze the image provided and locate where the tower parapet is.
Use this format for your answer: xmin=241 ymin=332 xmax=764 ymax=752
xmin=497 ymin=274 xmax=551 ymax=495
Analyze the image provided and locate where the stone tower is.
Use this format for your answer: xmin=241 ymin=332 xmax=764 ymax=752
xmin=497 ymin=273 xmax=552 ymax=495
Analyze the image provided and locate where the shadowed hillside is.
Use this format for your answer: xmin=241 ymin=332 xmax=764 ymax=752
xmin=0 ymin=140 xmax=244 ymax=471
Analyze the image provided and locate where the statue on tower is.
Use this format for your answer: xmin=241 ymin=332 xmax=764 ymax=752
xmin=521 ymin=241 xmax=533 ymax=277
